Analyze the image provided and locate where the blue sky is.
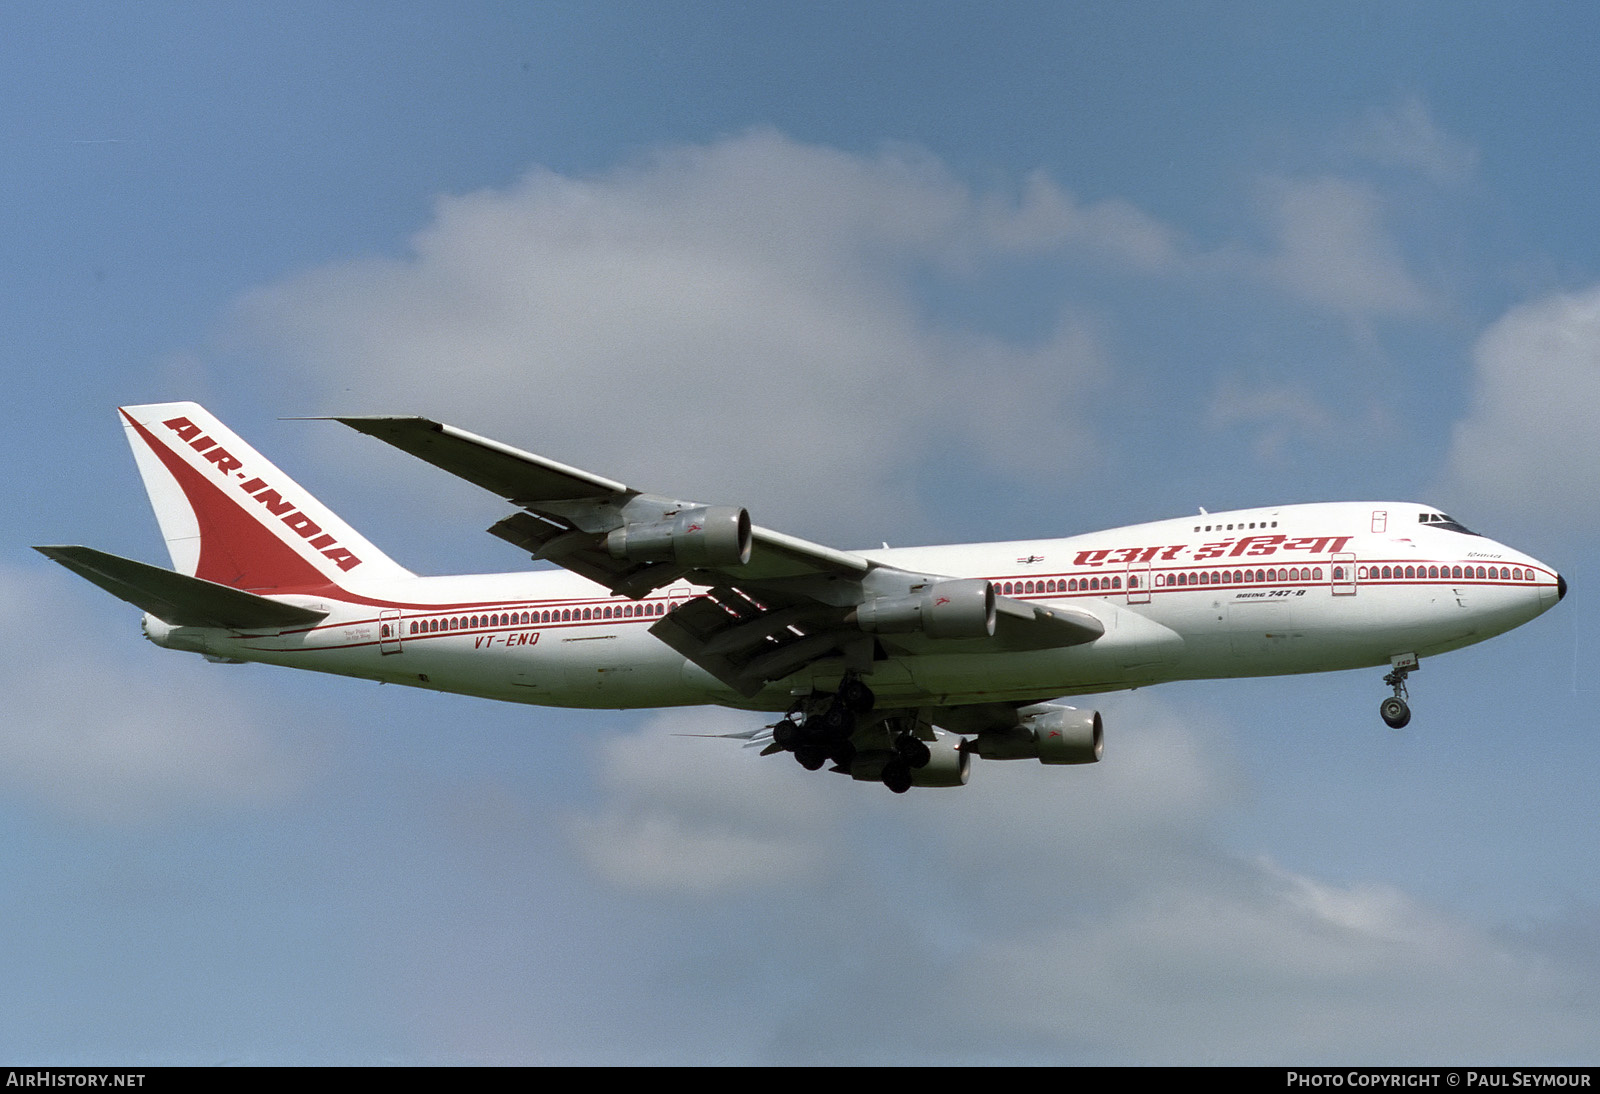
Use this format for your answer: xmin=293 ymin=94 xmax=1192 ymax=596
xmin=6 ymin=2 xmax=1599 ymax=1064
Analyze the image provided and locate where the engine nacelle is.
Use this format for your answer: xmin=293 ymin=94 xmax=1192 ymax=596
xmin=853 ymin=578 xmax=996 ymax=639
xmin=910 ymin=735 xmax=972 ymax=787
xmin=1030 ymin=707 xmax=1103 ymax=764
xmin=970 ymin=706 xmax=1103 ymax=765
xmin=605 ymin=505 xmax=752 ymax=567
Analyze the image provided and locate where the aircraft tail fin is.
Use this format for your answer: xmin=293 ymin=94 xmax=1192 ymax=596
xmin=33 ymin=545 xmax=328 ymax=629
xmin=118 ymin=401 xmax=414 ymax=593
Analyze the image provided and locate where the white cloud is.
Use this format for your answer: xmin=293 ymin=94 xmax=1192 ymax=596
xmin=1257 ymin=176 xmax=1434 ymax=320
xmin=227 ymin=131 xmax=1454 ymax=554
xmin=1206 ymin=375 xmax=1342 ymax=463
xmin=233 ymin=131 xmax=1144 ymax=544
xmin=978 ymin=168 xmax=1184 ymax=271
xmin=557 ymin=693 xmax=1598 ymax=1062
xmin=1439 ymin=284 xmax=1600 ymax=533
xmin=569 ymin=706 xmax=850 ymax=893
xmin=954 ymin=865 xmax=1591 ymax=1063
xmin=1347 ymin=96 xmax=1480 ymax=186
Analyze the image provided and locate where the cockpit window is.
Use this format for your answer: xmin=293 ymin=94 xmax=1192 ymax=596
xmin=1419 ymin=512 xmax=1479 ymax=535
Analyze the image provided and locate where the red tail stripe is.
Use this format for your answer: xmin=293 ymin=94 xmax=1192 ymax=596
xmin=123 ymin=411 xmax=338 ymax=594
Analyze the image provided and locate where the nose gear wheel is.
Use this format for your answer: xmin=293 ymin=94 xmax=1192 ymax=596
xmin=1380 ymin=660 xmax=1414 ymax=729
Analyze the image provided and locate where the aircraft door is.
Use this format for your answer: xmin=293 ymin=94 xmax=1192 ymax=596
xmin=1331 ymin=552 xmax=1357 ymax=596
xmin=379 ymin=609 xmax=404 ymax=654
xmin=666 ymin=581 xmax=691 ymax=613
xmin=1127 ymin=562 xmax=1151 ymax=604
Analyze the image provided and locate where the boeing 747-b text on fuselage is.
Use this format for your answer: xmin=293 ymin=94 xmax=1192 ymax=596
xmin=37 ymin=403 xmax=1567 ymax=793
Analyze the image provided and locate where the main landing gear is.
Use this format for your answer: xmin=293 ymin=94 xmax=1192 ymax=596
xmin=1379 ymin=654 xmax=1417 ymax=729
xmin=768 ymin=676 xmax=936 ymax=793
xmin=770 ymin=676 xmax=875 ymax=773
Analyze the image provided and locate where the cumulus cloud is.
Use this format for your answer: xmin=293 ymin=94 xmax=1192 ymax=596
xmin=1206 ymin=375 xmax=1343 ymax=463
xmin=1257 ymin=176 xmax=1434 ymax=320
xmin=1347 ymin=96 xmax=1480 ymax=186
xmin=226 ymin=129 xmax=1455 ymax=554
xmin=569 ymin=706 xmax=850 ymax=893
xmin=569 ymin=696 xmax=1238 ymax=899
xmin=1 ymin=565 xmax=307 ymax=822
xmin=977 ymin=168 xmax=1183 ymax=270
xmin=233 ymin=131 xmax=1158 ymax=544
xmin=557 ymin=693 xmax=1597 ymax=1062
xmin=954 ymin=866 xmax=1591 ymax=1063
xmin=1439 ymin=284 xmax=1600 ymax=534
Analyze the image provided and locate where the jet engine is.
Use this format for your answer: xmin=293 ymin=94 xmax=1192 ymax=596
xmin=604 ymin=505 xmax=752 ymax=567
xmin=852 ymin=578 xmax=996 ymax=639
xmin=969 ymin=705 xmax=1103 ymax=765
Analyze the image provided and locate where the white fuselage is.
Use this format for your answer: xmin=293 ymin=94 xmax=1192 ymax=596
xmin=145 ymin=501 xmax=1563 ymax=712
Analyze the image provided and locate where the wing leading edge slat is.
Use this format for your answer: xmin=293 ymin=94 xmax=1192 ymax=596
xmin=332 ymin=416 xmax=631 ymax=505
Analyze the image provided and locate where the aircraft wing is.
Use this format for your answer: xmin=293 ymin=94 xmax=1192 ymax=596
xmin=333 ymin=416 xmax=870 ymax=589
xmin=335 ymin=415 xmax=1101 ymax=696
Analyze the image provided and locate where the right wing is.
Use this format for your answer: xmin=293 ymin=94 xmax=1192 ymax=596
xmin=334 ymin=415 xmax=1102 ymax=696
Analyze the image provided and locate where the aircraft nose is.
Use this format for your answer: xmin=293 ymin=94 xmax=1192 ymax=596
xmin=1538 ymin=568 xmax=1566 ymax=610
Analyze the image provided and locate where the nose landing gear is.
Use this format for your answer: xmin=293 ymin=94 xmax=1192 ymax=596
xmin=1379 ymin=653 xmax=1417 ymax=729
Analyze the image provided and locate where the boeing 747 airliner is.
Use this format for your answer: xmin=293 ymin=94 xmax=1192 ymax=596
xmin=37 ymin=403 xmax=1566 ymax=792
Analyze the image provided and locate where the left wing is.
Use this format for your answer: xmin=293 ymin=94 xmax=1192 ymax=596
xmin=334 ymin=415 xmax=1102 ymax=696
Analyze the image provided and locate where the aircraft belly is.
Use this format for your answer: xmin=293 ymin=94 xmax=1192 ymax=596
xmin=211 ymin=616 xmax=694 ymax=709
xmin=146 ymin=558 xmax=1561 ymax=716
xmin=1201 ymin=583 xmax=1527 ymax=677
xmin=529 ymin=626 xmax=696 ymax=708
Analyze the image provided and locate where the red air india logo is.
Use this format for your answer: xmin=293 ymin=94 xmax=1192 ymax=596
xmin=162 ymin=416 xmax=363 ymax=572
xmin=1070 ymin=534 xmax=1353 ymax=568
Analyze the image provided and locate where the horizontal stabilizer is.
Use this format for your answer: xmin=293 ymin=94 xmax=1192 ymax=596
xmin=34 ymin=545 xmax=328 ymax=629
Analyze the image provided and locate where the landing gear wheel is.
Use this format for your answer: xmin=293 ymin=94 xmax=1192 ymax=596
xmin=839 ymin=678 xmax=876 ymax=714
xmin=1379 ymin=696 xmax=1411 ymax=730
xmin=881 ymin=760 xmax=913 ymax=794
xmin=771 ymin=719 xmax=799 ymax=751
xmin=816 ymin=703 xmax=854 ymax=736
xmin=795 ymin=747 xmax=828 ymax=771
xmin=894 ymin=735 xmax=932 ymax=769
